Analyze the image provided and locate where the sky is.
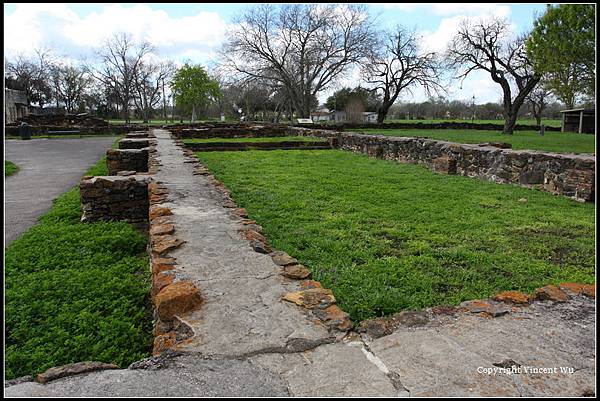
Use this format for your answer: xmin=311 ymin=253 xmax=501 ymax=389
xmin=4 ymin=3 xmax=552 ymax=105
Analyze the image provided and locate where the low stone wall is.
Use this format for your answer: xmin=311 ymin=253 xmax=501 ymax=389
xmin=184 ymin=140 xmax=332 ymax=152
xmin=291 ymin=128 xmax=595 ymax=202
xmin=168 ymin=123 xmax=291 ymax=139
xmin=298 ymin=121 xmax=562 ymax=132
xmin=118 ymin=138 xmax=152 ymax=149
xmin=4 ymin=124 xmax=147 ymax=136
xmin=80 ymin=176 xmax=151 ymax=227
xmin=126 ymin=131 xmax=149 ymax=139
xmin=106 ymin=149 xmax=149 ymax=175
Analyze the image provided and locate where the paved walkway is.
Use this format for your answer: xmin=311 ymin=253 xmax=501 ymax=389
xmin=5 ymin=131 xmax=595 ymax=397
xmin=4 ymin=137 xmax=117 ymax=245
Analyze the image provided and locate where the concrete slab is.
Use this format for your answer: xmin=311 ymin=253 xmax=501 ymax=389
xmin=4 ymin=137 xmax=118 ymax=245
xmin=250 ymin=342 xmax=399 ymax=397
xmin=4 ymin=354 xmax=289 ymax=397
xmin=369 ymin=296 xmax=596 ymax=397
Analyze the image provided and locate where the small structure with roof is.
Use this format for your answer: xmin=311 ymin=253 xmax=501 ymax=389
xmin=559 ymin=108 xmax=595 ymax=134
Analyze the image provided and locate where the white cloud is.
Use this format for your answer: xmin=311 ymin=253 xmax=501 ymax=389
xmin=377 ymin=3 xmax=511 ymax=17
xmin=4 ymin=4 xmax=228 ymax=64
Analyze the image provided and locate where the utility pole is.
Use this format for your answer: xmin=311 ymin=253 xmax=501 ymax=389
xmin=162 ymin=77 xmax=167 ymax=124
xmin=471 ymin=95 xmax=476 ymax=123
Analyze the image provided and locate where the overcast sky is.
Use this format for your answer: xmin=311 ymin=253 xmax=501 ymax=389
xmin=4 ymin=3 xmax=550 ymax=105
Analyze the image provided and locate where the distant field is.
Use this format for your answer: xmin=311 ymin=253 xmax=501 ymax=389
xmin=383 ymin=119 xmax=562 ymax=127
xmin=358 ymin=129 xmax=595 ymax=154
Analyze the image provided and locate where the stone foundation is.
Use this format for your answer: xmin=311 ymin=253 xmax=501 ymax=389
xmin=119 ymin=138 xmax=152 ymax=149
xmin=126 ymin=131 xmax=149 ymax=138
xmin=106 ymin=148 xmax=149 ymax=175
xmin=183 ymin=140 xmax=331 ymax=152
xmin=168 ymin=123 xmax=291 ymax=139
xmin=80 ymin=176 xmax=150 ymax=227
xmin=298 ymin=121 xmax=562 ymax=132
xmin=292 ymin=129 xmax=595 ymax=202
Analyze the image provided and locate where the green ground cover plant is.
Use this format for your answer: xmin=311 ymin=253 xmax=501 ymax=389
xmin=358 ymin=129 xmax=595 ymax=154
xmin=4 ymin=154 xmax=152 ymax=380
xmin=197 ymin=149 xmax=595 ymax=323
xmin=183 ymin=136 xmax=327 ymax=144
xmin=5 ymin=160 xmax=19 ymax=176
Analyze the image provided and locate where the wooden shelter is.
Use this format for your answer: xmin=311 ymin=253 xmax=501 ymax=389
xmin=559 ymin=108 xmax=595 ymax=134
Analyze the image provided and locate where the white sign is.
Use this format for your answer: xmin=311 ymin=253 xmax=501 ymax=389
xmin=296 ymin=118 xmax=313 ymax=124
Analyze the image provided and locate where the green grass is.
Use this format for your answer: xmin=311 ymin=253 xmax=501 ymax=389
xmin=197 ymin=150 xmax=595 ymax=323
xmin=5 ymin=160 xmax=19 ymax=176
xmin=382 ymin=118 xmax=562 ymax=127
xmin=4 ymin=153 xmax=152 ymax=380
xmin=183 ymin=136 xmax=327 ymax=144
xmin=358 ymin=129 xmax=596 ymax=154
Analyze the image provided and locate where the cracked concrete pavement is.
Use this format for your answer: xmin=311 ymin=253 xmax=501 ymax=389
xmin=5 ymin=130 xmax=595 ymax=397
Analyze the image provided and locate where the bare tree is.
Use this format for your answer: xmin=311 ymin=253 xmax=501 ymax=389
xmin=526 ymin=85 xmax=552 ymax=126
xmin=6 ymin=47 xmax=55 ymax=108
xmin=222 ymin=4 xmax=376 ymax=118
xmin=51 ymin=64 xmax=91 ymax=113
xmin=446 ymin=18 xmax=541 ymax=134
xmin=85 ymin=33 xmax=153 ymax=122
xmin=132 ymin=60 xmax=175 ymax=123
xmin=363 ymin=26 xmax=444 ymax=123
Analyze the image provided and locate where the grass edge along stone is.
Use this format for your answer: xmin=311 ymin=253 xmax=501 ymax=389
xmin=4 ymin=153 xmax=152 ymax=380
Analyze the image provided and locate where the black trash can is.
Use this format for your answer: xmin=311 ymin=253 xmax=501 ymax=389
xmin=19 ymin=122 xmax=31 ymax=140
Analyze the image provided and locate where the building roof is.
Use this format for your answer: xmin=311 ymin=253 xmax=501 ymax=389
xmin=559 ymin=108 xmax=595 ymax=114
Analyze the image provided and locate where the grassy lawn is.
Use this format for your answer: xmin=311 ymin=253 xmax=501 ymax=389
xmin=183 ymin=136 xmax=327 ymax=144
xmin=5 ymin=160 xmax=19 ymax=176
xmin=197 ymin=150 xmax=595 ymax=323
xmin=358 ymin=129 xmax=596 ymax=154
xmin=382 ymin=118 xmax=562 ymax=127
xmin=4 ymin=153 xmax=152 ymax=380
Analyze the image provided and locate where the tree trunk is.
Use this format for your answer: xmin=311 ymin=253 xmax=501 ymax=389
xmin=191 ymin=104 xmax=197 ymax=123
xmin=377 ymin=101 xmax=393 ymax=123
xmin=502 ymin=111 xmax=518 ymax=135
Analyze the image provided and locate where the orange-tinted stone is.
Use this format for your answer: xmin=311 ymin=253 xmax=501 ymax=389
xmin=153 ymin=332 xmax=176 ymax=356
xmin=315 ymin=305 xmax=353 ymax=331
xmin=152 ymin=272 xmax=175 ymax=299
xmin=153 ymin=236 xmax=185 ymax=255
xmin=534 ymin=285 xmax=568 ymax=303
xmin=155 ymin=281 xmax=203 ymax=321
xmin=493 ymin=291 xmax=530 ymax=305
xmin=149 ymin=206 xmax=172 ymax=220
xmin=300 ymin=280 xmax=323 ymax=290
xmin=150 ymin=223 xmax=175 ymax=236
xmin=281 ymin=264 xmax=311 ymax=280
xmin=282 ymin=288 xmax=335 ymax=309
xmin=559 ymin=282 xmax=596 ymax=298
